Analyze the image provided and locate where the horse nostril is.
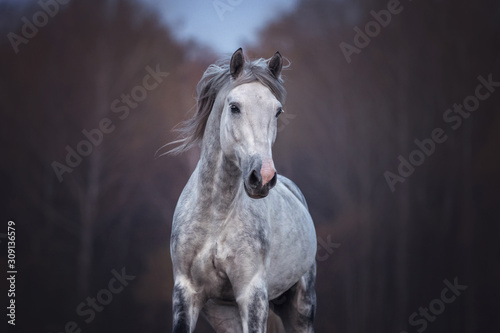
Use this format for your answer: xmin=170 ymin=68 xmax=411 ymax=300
xmin=248 ymin=170 xmax=261 ymax=188
xmin=269 ymin=172 xmax=277 ymax=188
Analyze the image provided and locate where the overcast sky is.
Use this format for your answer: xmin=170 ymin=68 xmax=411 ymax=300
xmin=140 ymin=0 xmax=299 ymax=54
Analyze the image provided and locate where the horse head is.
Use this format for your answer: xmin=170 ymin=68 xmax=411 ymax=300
xmin=220 ymin=48 xmax=284 ymax=199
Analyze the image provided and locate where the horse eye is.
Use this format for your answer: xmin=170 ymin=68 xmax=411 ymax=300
xmin=275 ymin=108 xmax=284 ymax=118
xmin=230 ymin=104 xmax=240 ymax=114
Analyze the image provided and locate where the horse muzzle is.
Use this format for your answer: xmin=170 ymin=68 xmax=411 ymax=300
xmin=243 ymin=156 xmax=277 ymax=199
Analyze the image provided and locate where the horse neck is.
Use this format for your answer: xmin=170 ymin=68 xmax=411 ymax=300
xmin=197 ymin=103 xmax=242 ymax=215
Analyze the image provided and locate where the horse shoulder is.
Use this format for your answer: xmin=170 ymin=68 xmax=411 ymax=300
xmin=276 ymin=174 xmax=309 ymax=210
xmin=171 ymin=169 xmax=203 ymax=256
xmin=172 ymin=167 xmax=200 ymax=224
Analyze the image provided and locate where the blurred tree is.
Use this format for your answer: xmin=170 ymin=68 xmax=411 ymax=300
xmin=0 ymin=0 xmax=208 ymax=331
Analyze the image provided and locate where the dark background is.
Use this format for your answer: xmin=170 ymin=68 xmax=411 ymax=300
xmin=1 ymin=0 xmax=499 ymax=332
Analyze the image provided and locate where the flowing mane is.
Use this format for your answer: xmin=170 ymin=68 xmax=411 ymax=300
xmin=165 ymin=54 xmax=287 ymax=155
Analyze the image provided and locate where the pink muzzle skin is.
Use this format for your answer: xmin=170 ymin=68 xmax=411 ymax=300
xmin=260 ymin=158 xmax=276 ymax=185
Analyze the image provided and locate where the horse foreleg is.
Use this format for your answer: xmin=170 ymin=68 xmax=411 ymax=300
xmin=172 ymin=277 xmax=204 ymax=333
xmin=235 ymin=279 xmax=269 ymax=333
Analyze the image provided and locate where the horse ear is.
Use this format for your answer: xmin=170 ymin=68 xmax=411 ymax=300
xmin=230 ymin=48 xmax=245 ymax=79
xmin=268 ymin=51 xmax=283 ymax=79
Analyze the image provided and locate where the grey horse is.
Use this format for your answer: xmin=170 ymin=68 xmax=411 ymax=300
xmin=168 ymin=48 xmax=317 ymax=333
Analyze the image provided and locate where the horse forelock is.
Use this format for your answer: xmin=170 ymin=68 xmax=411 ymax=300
xmin=165 ymin=55 xmax=287 ymax=155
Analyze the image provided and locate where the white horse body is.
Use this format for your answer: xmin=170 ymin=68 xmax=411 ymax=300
xmin=169 ymin=49 xmax=317 ymax=333
xmin=174 ymin=170 xmax=316 ymax=298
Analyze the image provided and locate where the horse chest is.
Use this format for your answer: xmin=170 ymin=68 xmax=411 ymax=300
xmin=187 ymin=215 xmax=269 ymax=290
